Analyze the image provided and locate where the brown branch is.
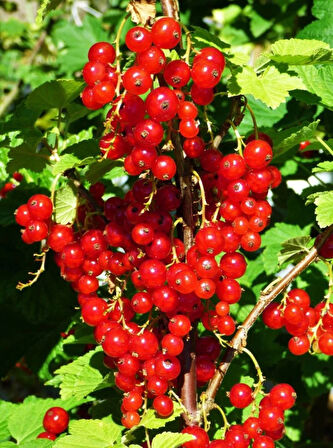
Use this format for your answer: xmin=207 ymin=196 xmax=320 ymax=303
xmin=212 ymin=95 xmax=246 ymax=150
xmin=203 ymin=224 xmax=333 ymax=414
xmin=161 ymin=0 xmax=179 ymax=19
xmin=0 ymin=31 xmax=47 ymax=118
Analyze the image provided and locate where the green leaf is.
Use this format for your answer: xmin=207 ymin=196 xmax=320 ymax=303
xmin=261 ymin=223 xmax=309 ymax=275
xmin=278 ymin=236 xmax=313 ymax=266
xmin=7 ymin=144 xmax=48 ymax=174
xmin=249 ymin=10 xmax=272 ymax=38
xmin=85 ymin=160 xmax=122 ymax=183
xmin=191 ymin=26 xmax=230 ymax=51
xmin=36 ymin=0 xmax=62 ymax=25
xmin=228 ymin=66 xmax=305 ymax=109
xmin=48 ymin=346 xmax=113 ymax=400
xmin=271 ymin=121 xmax=320 ymax=160
xmin=302 ymin=354 xmax=333 ymax=397
xmin=298 ymin=0 xmax=333 ymax=47
xmin=293 ymin=65 xmax=333 ymax=110
xmin=314 ymin=190 xmax=333 ymax=228
xmin=151 ymin=432 xmax=194 ymax=448
xmin=19 ymin=441 xmax=53 ymax=448
xmin=52 ymin=16 xmax=108 ymax=74
xmin=269 ymin=39 xmax=333 ymax=65
xmin=313 ymin=161 xmax=333 ymax=173
xmin=7 ymin=396 xmax=83 ymax=444
xmin=139 ymin=403 xmax=183 ymax=429
xmin=25 ymin=80 xmax=84 ymax=112
xmin=53 ymin=419 xmax=123 ymax=448
xmin=0 ymin=401 xmax=16 ymax=441
xmin=52 ymin=139 xmax=99 ymax=175
xmin=54 ymin=182 xmax=78 ymax=225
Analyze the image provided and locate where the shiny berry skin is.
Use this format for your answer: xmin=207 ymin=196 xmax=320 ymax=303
xmin=131 ymin=145 xmax=157 ymax=170
xmin=47 ymin=224 xmax=74 ymax=252
xmin=81 ymin=298 xmax=107 ymax=326
xmin=136 ymin=46 xmax=166 ymax=74
xmin=147 ymin=376 xmax=168 ymax=395
xmin=232 ymin=216 xmax=249 ymax=235
xmin=219 ymin=154 xmax=246 ymax=180
xmin=102 ymin=327 xmax=130 ymax=357
xmin=37 ymin=432 xmax=57 ymax=440
xmin=246 ymin=169 xmax=272 ymax=194
xmin=94 ymin=320 xmax=120 ymax=344
xmin=243 ymin=417 xmax=262 ymax=439
xmin=153 ymin=395 xmax=174 ymax=417
xmin=152 ymin=155 xmax=177 ymax=181
xmin=146 ymin=87 xmax=178 ymax=122
xmin=81 ymin=229 xmax=107 ymax=259
xmin=131 ymin=291 xmax=153 ymax=314
xmin=88 ymin=42 xmax=115 ymax=64
xmin=219 ymin=252 xmax=247 ymax=279
xmin=168 ymin=314 xmax=191 ymax=337
xmin=259 ymin=406 xmax=284 ymax=432
xmin=155 ymin=354 xmax=181 ymax=380
xmin=130 ymin=330 xmax=159 ymax=360
xmin=125 ymin=26 xmax=152 ymax=52
xmin=43 ymin=407 xmax=69 ymax=434
xmin=225 ymin=426 xmax=249 ymax=448
xmin=146 ymin=231 xmax=171 ymax=260
xmin=200 ymin=149 xmax=222 ymax=172
xmin=179 ymin=119 xmax=199 ymax=138
xmin=151 ymin=285 xmax=179 ymax=313
xmin=26 ymin=220 xmax=48 ymax=242
xmin=181 ymin=426 xmax=210 ymax=448
xmin=229 ymin=383 xmax=253 ymax=408
xmin=268 ymin=166 xmax=282 ymax=188
xmin=116 ymin=353 xmax=140 ymax=376
xmin=178 ymin=101 xmax=198 ymax=120
xmin=134 ymin=119 xmax=164 ymax=146
xmin=195 ymin=226 xmax=224 ymax=256
xmin=216 ymin=278 xmax=242 ymax=303
xmin=131 ymin=222 xmax=155 ymax=245
xmin=121 ymin=411 xmax=140 ymax=428
xmin=27 ymin=194 xmax=53 ymax=220
xmin=139 ymin=259 xmax=166 ymax=289
xmin=195 ymin=255 xmax=219 ymax=279
xmin=252 ymin=435 xmax=275 ymax=448
xmin=209 ymin=441 xmax=233 ymax=448
xmin=269 ymin=383 xmax=296 ymax=410
xmin=192 ymin=60 xmax=222 ymax=88
xmin=190 ymin=83 xmax=214 ymax=105
xmin=227 ymin=179 xmax=250 ymax=202
xmin=194 ymin=47 xmax=225 ymax=69
xmin=162 ymin=333 xmax=184 ymax=356
xmin=122 ymin=391 xmax=143 ymax=411
xmin=81 ymin=85 xmax=101 ymax=109
xmin=82 ymin=61 xmax=106 ymax=85
xmin=318 ymin=332 xmax=333 ymax=355
xmin=164 ymin=60 xmax=191 ymax=87
xmin=196 ymin=355 xmax=216 ymax=383
xmin=115 ymin=93 xmax=146 ymax=125
xmin=123 ymin=66 xmax=152 ymax=95
xmin=61 ymin=242 xmax=84 ymax=268
xmin=77 ymin=275 xmax=99 ymax=294
xmin=288 ymin=335 xmax=310 ymax=356
xmin=93 ymin=81 xmax=115 ymax=105
xmin=217 ymin=315 xmax=236 ymax=336
xmin=219 ymin=200 xmax=241 ymax=222
xmin=15 ymin=204 xmax=31 ymax=226
xmin=244 ymin=139 xmax=273 ymax=169
xmin=241 ymin=231 xmax=261 ymax=252
xmin=262 ymin=303 xmax=284 ymax=329
xmin=151 ymin=18 xmax=181 ymax=49
xmin=287 ymin=289 xmax=310 ymax=311
xmin=283 ymin=304 xmax=304 ymax=326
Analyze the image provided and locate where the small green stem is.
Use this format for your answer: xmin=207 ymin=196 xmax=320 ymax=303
xmin=245 ymin=103 xmax=258 ymax=140
xmin=316 ymin=136 xmax=333 ymax=156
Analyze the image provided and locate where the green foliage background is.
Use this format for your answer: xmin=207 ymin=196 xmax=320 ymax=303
xmin=0 ymin=0 xmax=333 ymax=446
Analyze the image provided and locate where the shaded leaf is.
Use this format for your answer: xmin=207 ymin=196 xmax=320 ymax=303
xmin=54 ymin=182 xmax=78 ymax=225
xmin=278 ymin=236 xmax=313 ymax=266
xmin=269 ymin=39 xmax=333 ymax=65
xmin=139 ymin=403 xmax=183 ymax=429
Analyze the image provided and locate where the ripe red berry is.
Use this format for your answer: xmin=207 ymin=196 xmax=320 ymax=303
xmin=27 ymin=194 xmax=53 ymax=220
xmin=229 ymin=383 xmax=253 ymax=408
xmin=15 ymin=204 xmax=31 ymax=227
xmin=155 ymin=354 xmax=181 ymax=380
xmin=190 ymin=83 xmax=214 ymax=105
xmin=81 ymin=298 xmax=108 ymax=326
xmin=152 ymin=155 xmax=177 ymax=181
xmin=181 ymin=426 xmax=210 ymax=448
xmin=259 ymin=406 xmax=284 ymax=432
xmin=102 ymin=327 xmax=130 ymax=357
xmin=121 ymin=411 xmax=140 ymax=428
xmin=219 ymin=252 xmax=247 ymax=279
xmin=146 ymin=87 xmax=178 ymax=122
xmin=88 ymin=42 xmax=115 ymax=64
xmin=82 ymin=61 xmax=106 ymax=85
xmin=194 ymin=47 xmax=225 ymax=70
xmin=151 ymin=18 xmax=181 ymax=49
xmin=252 ymin=435 xmax=275 ymax=448
xmin=125 ymin=26 xmax=152 ymax=53
xmin=164 ymin=60 xmax=191 ymax=87
xmin=134 ymin=119 xmax=164 ymax=146
xmin=168 ymin=314 xmax=191 ymax=337
xmin=37 ymin=432 xmax=57 ymax=440
xmin=136 ymin=46 xmax=166 ymax=74
xmin=269 ymin=383 xmax=296 ymax=410
xmin=153 ymin=395 xmax=174 ymax=417
xmin=43 ymin=407 xmax=69 ymax=434
xmin=192 ymin=60 xmax=222 ymax=88
xmin=122 ymin=391 xmax=143 ymax=412
xmin=123 ymin=66 xmax=152 ymax=95
xmin=244 ymin=139 xmax=273 ymax=169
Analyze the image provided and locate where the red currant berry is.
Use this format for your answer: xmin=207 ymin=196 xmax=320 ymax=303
xmin=43 ymin=407 xmax=69 ymax=434
xmin=125 ymin=26 xmax=152 ymax=53
xmin=229 ymin=383 xmax=253 ymax=408
xmin=151 ymin=18 xmax=181 ymax=49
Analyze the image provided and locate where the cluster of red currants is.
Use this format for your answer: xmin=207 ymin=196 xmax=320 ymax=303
xmin=15 ymin=194 xmax=53 ymax=243
xmin=263 ymin=288 xmax=333 ymax=356
xmin=37 ymin=406 xmax=69 ymax=441
xmin=180 ymin=382 xmax=296 ymax=448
